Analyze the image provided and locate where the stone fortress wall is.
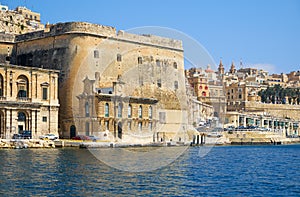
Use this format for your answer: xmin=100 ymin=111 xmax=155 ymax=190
xmin=9 ymin=22 xmax=187 ymax=139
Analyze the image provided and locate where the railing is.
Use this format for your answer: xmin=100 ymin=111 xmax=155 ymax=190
xmin=16 ymin=97 xmax=32 ymax=102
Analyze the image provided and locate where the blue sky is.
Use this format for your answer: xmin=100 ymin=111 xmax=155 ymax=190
xmin=2 ymin=0 xmax=299 ymax=74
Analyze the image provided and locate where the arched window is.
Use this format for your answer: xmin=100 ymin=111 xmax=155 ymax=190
xmin=205 ymin=86 xmax=208 ymax=90
xmin=104 ymin=103 xmax=109 ymax=117
xmin=85 ymin=102 xmax=89 ymax=117
xmin=199 ymin=86 xmax=203 ymax=90
xmin=0 ymin=74 xmax=3 ymax=97
xmin=18 ymin=112 xmax=26 ymax=121
xmin=148 ymin=106 xmax=152 ymax=119
xmin=202 ymin=91 xmax=206 ymax=97
xmin=138 ymin=105 xmax=142 ymax=118
xmin=17 ymin=75 xmax=29 ymax=98
xmin=118 ymin=103 xmax=123 ymax=118
xmin=128 ymin=104 xmax=132 ymax=118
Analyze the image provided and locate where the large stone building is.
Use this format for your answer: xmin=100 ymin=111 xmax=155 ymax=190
xmin=5 ymin=22 xmax=189 ymax=143
xmin=0 ymin=63 xmax=59 ymax=139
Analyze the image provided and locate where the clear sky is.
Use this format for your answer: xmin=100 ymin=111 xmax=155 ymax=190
xmin=2 ymin=0 xmax=299 ymax=74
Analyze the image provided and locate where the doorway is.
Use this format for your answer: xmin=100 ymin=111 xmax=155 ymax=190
xmin=70 ymin=125 xmax=76 ymax=138
xmin=118 ymin=122 xmax=122 ymax=139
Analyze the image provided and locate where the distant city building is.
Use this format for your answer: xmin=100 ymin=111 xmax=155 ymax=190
xmin=0 ymin=5 xmax=44 ymax=35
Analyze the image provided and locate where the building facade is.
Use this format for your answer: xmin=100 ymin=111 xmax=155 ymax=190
xmin=6 ymin=22 xmax=188 ymax=142
xmin=0 ymin=64 xmax=59 ymax=139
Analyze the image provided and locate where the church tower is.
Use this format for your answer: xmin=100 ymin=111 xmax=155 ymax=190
xmin=229 ymin=61 xmax=236 ymax=74
xmin=218 ymin=59 xmax=224 ymax=75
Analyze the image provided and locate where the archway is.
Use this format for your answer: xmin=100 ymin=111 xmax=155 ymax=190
xmin=17 ymin=111 xmax=27 ymax=133
xmin=118 ymin=122 xmax=122 ymax=139
xmin=70 ymin=125 xmax=76 ymax=138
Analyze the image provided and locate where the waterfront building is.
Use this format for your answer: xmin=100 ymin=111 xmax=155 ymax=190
xmin=5 ymin=22 xmax=188 ymax=142
xmin=0 ymin=63 xmax=59 ymax=139
xmin=185 ymin=66 xmax=226 ymax=122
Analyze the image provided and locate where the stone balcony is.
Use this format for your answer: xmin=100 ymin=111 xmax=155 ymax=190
xmin=16 ymin=97 xmax=32 ymax=102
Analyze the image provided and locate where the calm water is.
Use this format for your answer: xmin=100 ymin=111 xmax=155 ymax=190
xmin=0 ymin=145 xmax=299 ymax=196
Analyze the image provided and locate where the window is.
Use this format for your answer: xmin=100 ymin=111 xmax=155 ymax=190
xmin=85 ymin=102 xmax=89 ymax=117
xmin=18 ymin=112 xmax=26 ymax=121
xmin=118 ymin=103 xmax=123 ymax=118
xmin=239 ymin=94 xmax=242 ymax=99
xmin=202 ymin=91 xmax=206 ymax=97
xmin=205 ymin=86 xmax=208 ymax=90
xmin=17 ymin=75 xmax=29 ymax=98
xmin=174 ymin=81 xmax=178 ymax=90
xmin=156 ymin=60 xmax=160 ymax=66
xmin=127 ymin=121 xmax=131 ymax=131
xmin=0 ymin=74 xmax=3 ymax=97
xmin=138 ymin=122 xmax=142 ymax=132
xmin=149 ymin=122 xmax=152 ymax=131
xmin=148 ymin=106 xmax=153 ymax=119
xmin=157 ymin=79 xmax=161 ymax=88
xmin=138 ymin=105 xmax=142 ymax=118
xmin=199 ymin=86 xmax=203 ymax=90
xmin=105 ymin=121 xmax=109 ymax=130
xmin=173 ymin=62 xmax=177 ymax=69
xmin=128 ymin=104 xmax=132 ymax=118
xmin=85 ymin=122 xmax=90 ymax=136
xmin=117 ymin=54 xmax=122 ymax=62
xmin=94 ymin=50 xmax=99 ymax=58
xmin=138 ymin=57 xmax=142 ymax=64
xmin=104 ymin=103 xmax=109 ymax=117
xmin=42 ymin=87 xmax=48 ymax=100
xmin=42 ymin=117 xmax=47 ymax=122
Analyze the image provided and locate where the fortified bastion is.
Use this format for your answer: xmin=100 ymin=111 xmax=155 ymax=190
xmin=10 ymin=22 xmax=186 ymax=138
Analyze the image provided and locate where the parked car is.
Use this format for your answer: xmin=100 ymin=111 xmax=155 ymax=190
xmin=12 ymin=134 xmax=22 ymax=139
xmin=12 ymin=130 xmax=32 ymax=139
xmin=39 ymin=133 xmax=59 ymax=140
xmin=207 ymin=132 xmax=223 ymax=138
xmin=236 ymin=126 xmax=246 ymax=130
xmin=72 ymin=135 xmax=91 ymax=140
xmin=88 ymin=136 xmax=100 ymax=142
xmin=247 ymin=125 xmax=258 ymax=130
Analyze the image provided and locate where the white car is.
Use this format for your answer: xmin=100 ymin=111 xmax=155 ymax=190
xmin=39 ymin=133 xmax=59 ymax=140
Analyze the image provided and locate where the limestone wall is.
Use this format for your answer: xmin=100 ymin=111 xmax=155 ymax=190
xmin=245 ymin=101 xmax=300 ymax=120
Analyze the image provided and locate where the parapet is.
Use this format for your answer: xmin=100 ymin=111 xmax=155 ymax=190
xmin=15 ymin=22 xmax=183 ymax=50
xmin=116 ymin=30 xmax=183 ymax=50
xmin=0 ymin=33 xmax=15 ymax=43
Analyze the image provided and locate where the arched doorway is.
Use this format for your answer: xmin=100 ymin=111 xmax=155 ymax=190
xmin=70 ymin=125 xmax=76 ymax=139
xmin=118 ymin=122 xmax=122 ymax=139
xmin=17 ymin=111 xmax=26 ymax=133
